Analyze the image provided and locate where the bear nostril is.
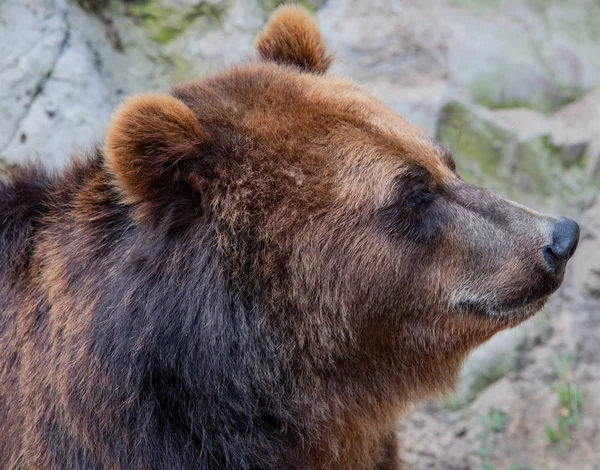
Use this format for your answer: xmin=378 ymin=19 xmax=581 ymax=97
xmin=543 ymin=245 xmax=561 ymax=275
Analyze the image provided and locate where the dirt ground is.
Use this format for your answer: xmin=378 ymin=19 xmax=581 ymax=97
xmin=401 ymin=203 xmax=600 ymax=470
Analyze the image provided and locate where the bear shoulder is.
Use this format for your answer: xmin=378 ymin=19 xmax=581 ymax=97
xmin=0 ymin=165 xmax=53 ymax=274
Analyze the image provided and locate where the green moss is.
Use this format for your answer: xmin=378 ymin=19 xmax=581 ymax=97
xmin=158 ymin=51 xmax=197 ymax=81
xmin=129 ymin=0 xmax=228 ymax=44
xmin=259 ymin=0 xmax=319 ymax=15
xmin=442 ymin=393 xmax=465 ymax=411
xmin=437 ymin=102 xmax=514 ymax=181
xmin=437 ymin=101 xmax=572 ymax=207
xmin=512 ymin=136 xmax=563 ymax=197
xmin=75 ymin=0 xmax=110 ymax=14
xmin=436 ymin=100 xmax=600 ymax=209
xmin=0 ymin=156 xmax=7 ymax=169
xmin=513 ymin=136 xmax=599 ymax=207
xmin=540 ymin=0 xmax=600 ymax=42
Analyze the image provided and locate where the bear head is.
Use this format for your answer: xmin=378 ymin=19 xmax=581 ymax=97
xmin=103 ymin=5 xmax=579 ymax=395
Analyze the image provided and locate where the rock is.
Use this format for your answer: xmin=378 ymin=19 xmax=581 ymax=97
xmin=455 ymin=315 xmax=542 ymax=405
xmin=550 ymin=87 xmax=600 ymax=149
xmin=569 ymin=202 xmax=600 ymax=298
xmin=494 ymin=86 xmax=600 ymax=169
xmin=436 ymin=100 xmax=517 ymax=188
xmin=438 ymin=98 xmax=600 ymax=210
xmin=512 ymin=135 xmax=566 ymax=197
xmin=0 ymin=0 xmax=277 ymax=168
xmin=150 ymin=0 xmax=322 ymax=77
xmin=125 ymin=0 xmax=228 ymax=45
xmin=495 ymin=105 xmax=591 ymax=172
xmin=259 ymin=0 xmax=324 ymax=15
xmin=545 ymin=86 xmax=600 ymax=168
xmin=445 ymin=0 xmax=600 ymax=111
xmin=318 ymin=0 xmax=448 ymax=84
xmin=0 ymin=0 xmax=170 ymax=168
xmin=585 ymin=138 xmax=600 ymax=180
xmin=0 ymin=0 xmax=69 ymax=155
xmin=318 ymin=0 xmax=600 ymax=112
xmin=494 ymin=108 xmax=551 ymax=142
xmin=363 ymin=78 xmax=457 ymax=137
xmin=559 ymin=142 xmax=587 ymax=165
xmin=162 ymin=0 xmax=264 ymax=74
xmin=491 ymin=109 xmax=561 ymax=195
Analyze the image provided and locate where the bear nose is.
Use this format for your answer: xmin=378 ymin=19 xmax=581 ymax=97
xmin=543 ymin=217 xmax=580 ymax=274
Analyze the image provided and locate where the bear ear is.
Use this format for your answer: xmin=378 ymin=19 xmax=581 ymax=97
xmin=255 ymin=5 xmax=332 ymax=74
xmin=105 ymin=94 xmax=207 ymax=206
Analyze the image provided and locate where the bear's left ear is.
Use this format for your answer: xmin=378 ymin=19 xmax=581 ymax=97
xmin=255 ymin=5 xmax=332 ymax=74
xmin=105 ymin=94 xmax=207 ymax=206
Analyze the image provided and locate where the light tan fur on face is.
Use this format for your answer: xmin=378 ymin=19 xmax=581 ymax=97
xmin=275 ymin=72 xmax=456 ymax=211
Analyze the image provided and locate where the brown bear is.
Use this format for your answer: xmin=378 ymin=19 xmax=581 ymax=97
xmin=0 ymin=5 xmax=580 ymax=470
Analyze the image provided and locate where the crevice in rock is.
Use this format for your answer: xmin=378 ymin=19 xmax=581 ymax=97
xmin=0 ymin=7 xmax=71 ymax=156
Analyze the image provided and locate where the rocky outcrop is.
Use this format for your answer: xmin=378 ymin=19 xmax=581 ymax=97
xmin=4 ymin=0 xmax=600 ymax=171
xmin=0 ymin=0 xmax=168 ymax=167
xmin=319 ymin=0 xmax=600 ymax=110
xmin=437 ymin=91 xmax=600 ymax=211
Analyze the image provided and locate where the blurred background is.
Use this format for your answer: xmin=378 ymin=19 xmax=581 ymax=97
xmin=1 ymin=0 xmax=599 ymax=468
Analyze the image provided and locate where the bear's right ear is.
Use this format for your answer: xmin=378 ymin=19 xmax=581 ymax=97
xmin=105 ymin=94 xmax=207 ymax=206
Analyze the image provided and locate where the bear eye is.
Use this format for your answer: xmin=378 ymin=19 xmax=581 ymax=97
xmin=407 ymin=189 xmax=434 ymax=208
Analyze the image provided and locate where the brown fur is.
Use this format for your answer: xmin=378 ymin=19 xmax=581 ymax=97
xmin=0 ymin=5 xmax=575 ymax=470
xmin=105 ymin=94 xmax=207 ymax=209
xmin=256 ymin=5 xmax=332 ymax=74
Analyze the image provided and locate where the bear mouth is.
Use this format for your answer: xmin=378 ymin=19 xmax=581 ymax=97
xmin=455 ymin=271 xmax=563 ymax=322
xmin=456 ymin=295 xmax=550 ymax=321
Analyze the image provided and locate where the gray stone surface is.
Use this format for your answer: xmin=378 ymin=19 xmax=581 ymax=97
xmin=362 ymin=78 xmax=457 ymax=137
xmin=0 ymin=0 xmax=69 ymax=158
xmin=3 ymin=0 xmax=600 ymax=172
xmin=0 ymin=0 xmax=164 ymax=167
xmin=318 ymin=0 xmax=600 ymax=112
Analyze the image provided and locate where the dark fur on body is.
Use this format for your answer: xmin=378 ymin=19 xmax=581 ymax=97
xmin=1 ymin=154 xmax=408 ymax=469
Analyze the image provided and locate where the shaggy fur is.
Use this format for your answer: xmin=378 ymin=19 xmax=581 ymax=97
xmin=0 ymin=5 xmax=574 ymax=469
xmin=105 ymin=94 xmax=208 ymax=207
xmin=255 ymin=5 xmax=332 ymax=74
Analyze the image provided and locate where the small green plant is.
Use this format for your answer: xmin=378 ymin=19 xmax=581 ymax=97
xmin=476 ymin=408 xmax=540 ymax=470
xmin=487 ymin=408 xmax=507 ymax=432
xmin=441 ymin=392 xmax=464 ymax=411
xmin=545 ymin=354 xmax=584 ymax=452
xmin=477 ymin=408 xmax=507 ymax=470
